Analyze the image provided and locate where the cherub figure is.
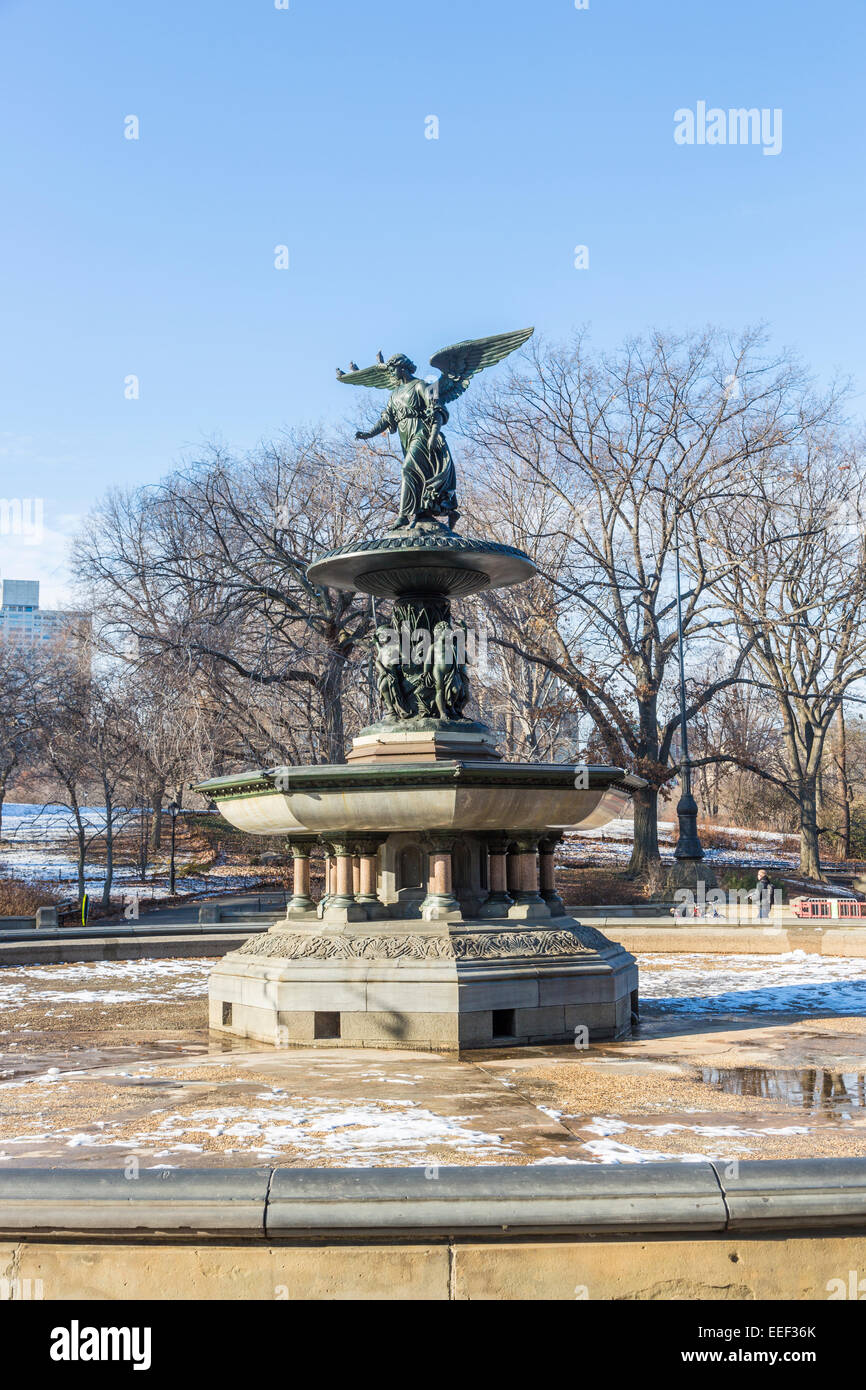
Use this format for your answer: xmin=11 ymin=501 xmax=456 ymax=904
xmin=373 ymin=625 xmax=412 ymax=719
xmin=424 ymin=620 xmax=470 ymax=720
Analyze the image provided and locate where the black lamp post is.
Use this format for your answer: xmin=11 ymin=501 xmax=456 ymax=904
xmin=167 ymin=801 xmax=180 ymax=895
xmin=672 ymin=511 xmax=706 ymax=869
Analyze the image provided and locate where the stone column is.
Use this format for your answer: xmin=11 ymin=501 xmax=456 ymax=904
xmin=352 ymin=854 xmax=361 ymax=897
xmin=322 ymin=837 xmax=366 ymax=923
xmin=539 ymin=834 xmax=567 ymax=918
xmin=285 ymin=838 xmax=317 ymax=918
xmin=506 ymin=846 xmax=521 ymax=897
xmin=478 ymin=834 xmax=514 ymax=918
xmin=316 ymin=840 xmax=335 ymax=918
xmin=420 ymin=833 xmax=462 ymax=921
xmin=507 ymin=831 xmax=551 ymax=921
xmin=354 ymin=837 xmax=389 ymax=920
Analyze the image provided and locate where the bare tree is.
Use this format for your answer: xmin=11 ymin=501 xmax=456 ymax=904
xmin=465 ymin=326 xmax=832 ymax=872
xmin=687 ymin=662 xmax=791 ymax=825
xmin=0 ymin=639 xmax=41 ymax=837
xmin=28 ymin=659 xmax=97 ymax=903
xmin=703 ymin=438 xmax=866 ymax=878
xmin=73 ymin=432 xmax=391 ymax=766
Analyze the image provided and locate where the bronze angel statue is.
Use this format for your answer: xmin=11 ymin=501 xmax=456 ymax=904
xmin=337 ymin=327 xmax=533 ymax=529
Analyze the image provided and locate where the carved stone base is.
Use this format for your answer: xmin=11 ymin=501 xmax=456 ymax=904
xmin=506 ymin=899 xmax=553 ymax=922
xmin=207 ymin=913 xmax=638 ymax=1051
xmin=356 ymin=896 xmax=391 ymax=920
xmin=419 ymin=892 xmax=462 ymax=921
xmin=321 ymin=902 xmax=368 ymax=925
xmin=541 ymin=891 xmax=568 ymax=917
xmin=284 ymin=898 xmax=317 ymax=919
xmin=347 ymin=719 xmax=501 ymax=764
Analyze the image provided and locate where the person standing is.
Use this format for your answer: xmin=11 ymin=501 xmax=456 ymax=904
xmin=753 ymin=868 xmax=777 ymax=919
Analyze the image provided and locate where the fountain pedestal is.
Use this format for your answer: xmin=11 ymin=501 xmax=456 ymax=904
xmin=196 ymin=504 xmax=643 ymax=1049
xmin=208 ymin=914 xmax=637 ymax=1050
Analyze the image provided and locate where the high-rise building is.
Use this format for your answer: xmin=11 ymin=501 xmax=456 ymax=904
xmin=0 ymin=579 xmax=90 ymax=650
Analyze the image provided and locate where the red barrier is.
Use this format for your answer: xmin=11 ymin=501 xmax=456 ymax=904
xmin=792 ymin=896 xmax=866 ymax=918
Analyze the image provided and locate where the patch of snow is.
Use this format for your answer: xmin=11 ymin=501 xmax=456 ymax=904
xmin=638 ymin=951 xmax=866 ymax=1018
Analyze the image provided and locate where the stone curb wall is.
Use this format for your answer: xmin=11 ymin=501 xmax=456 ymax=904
xmin=2 ymin=1160 xmax=865 ymax=1239
xmin=0 ymin=927 xmax=267 ymax=967
xmin=600 ymin=923 xmax=866 ymax=954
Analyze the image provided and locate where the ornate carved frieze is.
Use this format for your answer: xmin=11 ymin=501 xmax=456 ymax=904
xmin=236 ymin=923 xmax=611 ymax=962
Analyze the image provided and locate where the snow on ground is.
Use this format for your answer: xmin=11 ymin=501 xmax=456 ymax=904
xmin=572 ymin=817 xmax=796 ymax=845
xmin=0 ymin=958 xmax=211 ymax=1011
xmin=560 ymin=1114 xmax=809 ymax=1165
xmin=58 ymin=1100 xmax=522 ymax=1163
xmin=566 ymin=817 xmax=803 ymax=870
xmin=0 ymin=802 xmax=199 ymax=895
xmin=0 ymin=802 xmax=269 ymax=899
xmin=2 ymin=953 xmax=865 ymax=1165
xmin=637 ymin=950 xmax=866 ymax=1018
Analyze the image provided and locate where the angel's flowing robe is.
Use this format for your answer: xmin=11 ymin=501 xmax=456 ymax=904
xmin=373 ymin=379 xmax=458 ymax=522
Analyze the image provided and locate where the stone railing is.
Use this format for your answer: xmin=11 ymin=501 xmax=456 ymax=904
xmin=1 ymin=1160 xmax=863 ymax=1237
xmin=2 ymin=1162 xmax=866 ymax=1299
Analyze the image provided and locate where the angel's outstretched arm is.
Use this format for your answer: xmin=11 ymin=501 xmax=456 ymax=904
xmin=356 ymin=407 xmax=395 ymax=441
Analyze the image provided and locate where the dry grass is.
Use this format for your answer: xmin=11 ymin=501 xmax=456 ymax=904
xmin=696 ymin=819 xmax=798 ymax=852
xmin=0 ymin=876 xmax=61 ymax=915
xmin=556 ymin=866 xmax=649 ymax=906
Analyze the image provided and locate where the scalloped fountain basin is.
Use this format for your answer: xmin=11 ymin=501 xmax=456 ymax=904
xmin=195 ymin=762 xmax=634 ymax=836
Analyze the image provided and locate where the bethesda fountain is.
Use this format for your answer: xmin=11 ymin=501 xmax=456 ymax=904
xmin=196 ymin=327 xmax=640 ymax=1049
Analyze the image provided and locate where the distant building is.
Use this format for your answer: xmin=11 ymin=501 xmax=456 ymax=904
xmin=0 ymin=579 xmax=91 ymax=651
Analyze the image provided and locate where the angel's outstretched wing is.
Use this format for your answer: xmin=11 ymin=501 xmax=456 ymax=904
xmin=336 ymin=363 xmax=398 ymax=390
xmin=430 ymin=327 xmax=534 ymax=404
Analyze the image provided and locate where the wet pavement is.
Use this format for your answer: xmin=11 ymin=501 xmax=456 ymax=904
xmin=0 ymin=953 xmax=865 ymax=1167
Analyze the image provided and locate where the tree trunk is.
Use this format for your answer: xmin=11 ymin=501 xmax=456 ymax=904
xmin=102 ymin=786 xmax=114 ymax=909
xmin=319 ymin=649 xmax=346 ymax=763
xmin=837 ymin=704 xmax=851 ymax=859
xmin=150 ymin=783 xmax=165 ymax=850
xmin=627 ymin=784 xmax=660 ymax=875
xmin=64 ymin=790 xmax=88 ymax=904
xmin=798 ymin=776 xmax=824 ymax=880
xmin=627 ymin=691 xmax=662 ymax=874
xmin=76 ymin=828 xmax=86 ymax=904
xmin=0 ymin=759 xmax=16 ymax=840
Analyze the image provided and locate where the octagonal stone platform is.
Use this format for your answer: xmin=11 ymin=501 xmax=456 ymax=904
xmin=208 ymin=915 xmax=638 ymax=1051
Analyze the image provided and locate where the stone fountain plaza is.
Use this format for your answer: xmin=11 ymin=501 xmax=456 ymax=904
xmin=1 ymin=327 xmax=854 ymax=1169
xmin=4 ymin=339 xmax=866 ymax=1306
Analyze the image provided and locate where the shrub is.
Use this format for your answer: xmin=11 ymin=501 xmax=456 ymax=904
xmin=0 ymin=876 xmax=62 ymax=916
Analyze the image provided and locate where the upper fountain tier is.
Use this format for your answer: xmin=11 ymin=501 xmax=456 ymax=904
xmin=306 ymin=521 xmax=536 ymax=600
xmin=315 ymin=326 xmax=538 ymax=599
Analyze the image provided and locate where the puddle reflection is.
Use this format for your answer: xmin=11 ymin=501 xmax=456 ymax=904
xmin=699 ymin=1065 xmax=866 ymax=1114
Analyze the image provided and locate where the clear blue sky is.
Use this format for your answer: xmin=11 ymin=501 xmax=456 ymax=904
xmin=1 ymin=0 xmax=864 ymax=602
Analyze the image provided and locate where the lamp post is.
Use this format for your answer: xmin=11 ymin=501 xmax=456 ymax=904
xmin=672 ymin=510 xmax=713 ymax=885
xmin=167 ymin=800 xmax=179 ymax=896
